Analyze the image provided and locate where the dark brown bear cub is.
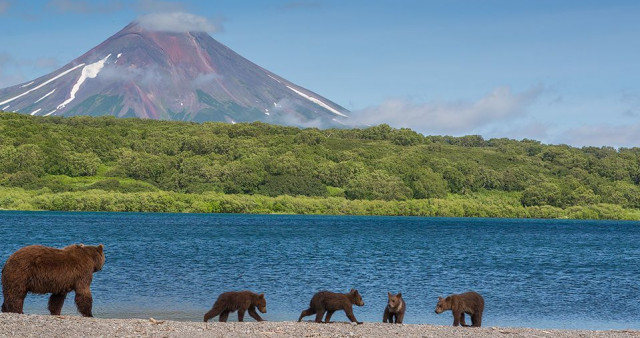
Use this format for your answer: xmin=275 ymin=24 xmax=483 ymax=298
xmin=298 ymin=289 xmax=365 ymax=324
xmin=383 ymin=292 xmax=406 ymax=323
xmin=434 ymin=291 xmax=484 ymax=327
xmin=1 ymin=244 xmax=105 ymax=317
xmin=203 ymin=291 xmax=267 ymax=322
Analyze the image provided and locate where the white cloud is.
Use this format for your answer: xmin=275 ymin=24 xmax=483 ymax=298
xmin=100 ymin=64 xmax=169 ymax=86
xmin=556 ymin=124 xmax=640 ymax=148
xmin=136 ymin=12 xmax=220 ymax=33
xmin=47 ymin=0 xmax=123 ymax=14
xmin=135 ymin=0 xmax=183 ymax=13
xmin=0 ymin=1 xmax=10 ymax=14
xmin=191 ymin=72 xmax=223 ymax=88
xmin=351 ymin=86 xmax=543 ymax=135
xmin=0 ymin=55 xmax=24 ymax=88
xmin=0 ymin=53 xmax=61 ymax=88
xmin=283 ymin=2 xmax=321 ymax=10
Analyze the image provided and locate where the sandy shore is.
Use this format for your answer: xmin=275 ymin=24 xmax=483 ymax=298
xmin=1 ymin=314 xmax=639 ymax=338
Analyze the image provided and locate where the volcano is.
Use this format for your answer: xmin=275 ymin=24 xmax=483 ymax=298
xmin=0 ymin=22 xmax=349 ymax=126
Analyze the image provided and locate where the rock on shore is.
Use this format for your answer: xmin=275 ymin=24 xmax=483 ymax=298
xmin=0 ymin=313 xmax=638 ymax=337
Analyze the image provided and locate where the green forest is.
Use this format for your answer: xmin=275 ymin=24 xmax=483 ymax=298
xmin=1 ymin=111 xmax=639 ymax=220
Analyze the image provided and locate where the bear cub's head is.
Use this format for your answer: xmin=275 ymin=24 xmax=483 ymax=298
xmin=256 ymin=293 xmax=267 ymax=313
xmin=434 ymin=296 xmax=451 ymax=314
xmin=387 ymin=292 xmax=403 ymax=310
xmin=349 ymin=289 xmax=365 ymax=306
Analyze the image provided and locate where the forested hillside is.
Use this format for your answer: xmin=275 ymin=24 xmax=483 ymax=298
xmin=1 ymin=112 xmax=639 ymax=219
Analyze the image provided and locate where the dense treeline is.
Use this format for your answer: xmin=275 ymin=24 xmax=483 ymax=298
xmin=1 ymin=112 xmax=639 ymax=220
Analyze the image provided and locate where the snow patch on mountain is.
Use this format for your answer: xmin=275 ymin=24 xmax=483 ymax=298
xmin=57 ymin=54 xmax=111 ymax=110
xmin=0 ymin=63 xmax=85 ymax=106
xmin=286 ymin=85 xmax=348 ymax=117
xmin=266 ymin=74 xmax=282 ymax=84
xmin=35 ymin=89 xmax=56 ymax=103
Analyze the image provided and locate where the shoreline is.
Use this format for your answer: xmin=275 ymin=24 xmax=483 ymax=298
xmin=1 ymin=314 xmax=638 ymax=338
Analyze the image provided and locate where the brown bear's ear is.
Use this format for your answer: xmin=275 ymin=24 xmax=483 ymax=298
xmin=388 ymin=292 xmax=392 ymax=298
xmin=397 ymin=293 xmax=402 ymax=298
xmin=438 ymin=296 xmax=443 ymax=300
xmin=350 ymin=288 xmax=356 ymax=293
xmin=259 ymin=293 xmax=265 ymax=299
xmin=98 ymin=244 xmax=104 ymax=252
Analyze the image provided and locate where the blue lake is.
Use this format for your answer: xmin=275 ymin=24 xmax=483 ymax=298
xmin=0 ymin=211 xmax=638 ymax=330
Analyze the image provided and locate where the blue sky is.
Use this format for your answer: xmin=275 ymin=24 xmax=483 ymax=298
xmin=1 ymin=0 xmax=639 ymax=147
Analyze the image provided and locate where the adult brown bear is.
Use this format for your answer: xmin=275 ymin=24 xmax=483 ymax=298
xmin=434 ymin=291 xmax=484 ymax=327
xmin=298 ymin=289 xmax=365 ymax=324
xmin=203 ymin=291 xmax=267 ymax=322
xmin=1 ymin=244 xmax=105 ymax=317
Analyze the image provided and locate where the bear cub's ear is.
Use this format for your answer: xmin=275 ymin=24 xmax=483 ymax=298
xmin=259 ymin=293 xmax=265 ymax=299
xmin=397 ymin=293 xmax=402 ymax=298
xmin=98 ymin=244 xmax=104 ymax=252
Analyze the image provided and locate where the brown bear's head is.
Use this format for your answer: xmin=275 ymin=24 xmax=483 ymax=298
xmin=92 ymin=244 xmax=105 ymax=272
xmin=435 ymin=296 xmax=451 ymax=314
xmin=387 ymin=292 xmax=403 ymax=310
xmin=256 ymin=293 xmax=267 ymax=313
xmin=350 ymin=289 xmax=365 ymax=306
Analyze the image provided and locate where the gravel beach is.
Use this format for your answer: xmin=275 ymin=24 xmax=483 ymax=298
xmin=1 ymin=314 xmax=638 ymax=338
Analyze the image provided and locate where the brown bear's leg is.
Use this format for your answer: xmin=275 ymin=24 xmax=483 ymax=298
xmin=74 ymin=289 xmax=93 ymax=317
xmin=204 ymin=302 xmax=225 ymax=322
xmin=219 ymin=310 xmax=230 ymax=322
xmin=471 ymin=312 xmax=482 ymax=327
xmin=3 ymin=290 xmax=27 ymax=314
xmin=314 ymin=310 xmax=325 ymax=323
xmin=48 ymin=293 xmax=67 ymax=315
xmin=237 ymin=309 xmax=245 ymax=322
xmin=344 ymin=306 xmax=362 ymax=324
xmin=248 ymin=306 xmax=264 ymax=321
xmin=298 ymin=308 xmax=315 ymax=322
xmin=452 ymin=310 xmax=462 ymax=326
xmin=383 ymin=307 xmax=389 ymax=323
xmin=390 ymin=313 xmax=397 ymax=323
xmin=324 ymin=310 xmax=335 ymax=323
xmin=460 ymin=312 xmax=470 ymax=327
xmin=396 ymin=311 xmax=404 ymax=324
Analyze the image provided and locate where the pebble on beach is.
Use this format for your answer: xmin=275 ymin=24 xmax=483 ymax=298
xmin=1 ymin=313 xmax=639 ymax=338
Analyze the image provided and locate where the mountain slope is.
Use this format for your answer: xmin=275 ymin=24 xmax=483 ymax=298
xmin=0 ymin=22 xmax=349 ymax=126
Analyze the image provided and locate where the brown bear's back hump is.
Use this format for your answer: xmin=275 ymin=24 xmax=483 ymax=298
xmin=458 ymin=292 xmax=484 ymax=313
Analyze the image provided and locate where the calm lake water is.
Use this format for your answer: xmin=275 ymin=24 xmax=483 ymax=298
xmin=0 ymin=211 xmax=638 ymax=330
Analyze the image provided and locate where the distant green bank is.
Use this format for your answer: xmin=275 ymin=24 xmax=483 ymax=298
xmin=1 ymin=112 xmax=639 ymax=220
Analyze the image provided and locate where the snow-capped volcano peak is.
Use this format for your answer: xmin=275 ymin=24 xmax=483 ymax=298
xmin=0 ymin=22 xmax=349 ymax=126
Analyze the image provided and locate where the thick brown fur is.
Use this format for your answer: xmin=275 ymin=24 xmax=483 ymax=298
xmin=298 ymin=289 xmax=365 ymax=324
xmin=434 ymin=291 xmax=484 ymax=327
xmin=203 ymin=291 xmax=267 ymax=322
xmin=383 ymin=292 xmax=406 ymax=323
xmin=1 ymin=244 xmax=105 ymax=317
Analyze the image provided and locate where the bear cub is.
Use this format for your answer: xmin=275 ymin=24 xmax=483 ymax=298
xmin=434 ymin=291 xmax=484 ymax=327
xmin=203 ymin=290 xmax=267 ymax=322
xmin=383 ymin=292 xmax=406 ymax=324
xmin=298 ymin=289 xmax=365 ymax=324
xmin=1 ymin=244 xmax=105 ymax=317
